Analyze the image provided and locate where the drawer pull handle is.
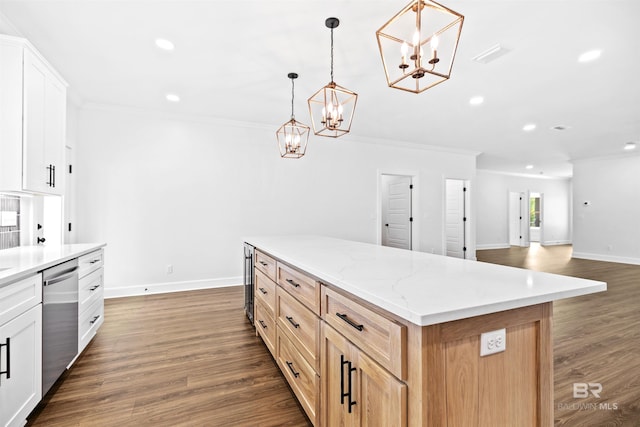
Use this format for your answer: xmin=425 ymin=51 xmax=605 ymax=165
xmin=336 ymin=313 xmax=364 ymax=331
xmin=285 ymin=360 xmax=300 ymax=378
xmin=90 ymin=315 xmax=101 ymax=325
xmin=258 ymin=320 xmax=268 ymax=329
xmin=285 ymin=278 xmax=300 ymax=288
xmin=90 ymin=284 xmax=101 ymax=291
xmin=285 ymin=316 xmax=300 ymax=328
xmin=0 ymin=337 xmax=10 ymax=384
xmin=259 ymin=261 xmax=268 ymax=266
xmin=259 ymin=287 xmax=268 ymax=295
xmin=89 ymin=259 xmax=101 ymax=264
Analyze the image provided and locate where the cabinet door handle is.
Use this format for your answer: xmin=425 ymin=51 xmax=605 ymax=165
xmin=258 ymin=287 xmax=267 ymax=295
xmin=0 ymin=337 xmax=10 ymax=384
xmin=90 ymin=315 xmax=101 ymax=325
xmin=347 ymin=361 xmax=357 ymax=413
xmin=90 ymin=284 xmax=101 ymax=291
xmin=285 ymin=360 xmax=300 ymax=378
xmin=52 ymin=165 xmax=56 ymax=187
xmin=46 ymin=164 xmax=53 ymax=187
xmin=258 ymin=320 xmax=267 ymax=329
xmin=336 ymin=313 xmax=364 ymax=331
xmin=340 ymin=354 xmax=348 ymax=405
xmin=285 ymin=316 xmax=300 ymax=328
xmin=285 ymin=278 xmax=300 ymax=288
xmin=259 ymin=261 xmax=268 ymax=266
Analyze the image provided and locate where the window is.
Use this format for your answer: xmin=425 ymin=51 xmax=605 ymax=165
xmin=530 ymin=196 xmax=541 ymax=227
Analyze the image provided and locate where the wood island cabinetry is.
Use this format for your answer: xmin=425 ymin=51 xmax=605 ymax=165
xmin=248 ymin=236 xmax=605 ymax=427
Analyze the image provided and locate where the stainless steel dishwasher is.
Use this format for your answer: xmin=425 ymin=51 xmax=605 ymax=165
xmin=42 ymin=258 xmax=79 ymax=396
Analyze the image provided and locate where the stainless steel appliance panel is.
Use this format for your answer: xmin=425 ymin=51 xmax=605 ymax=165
xmin=42 ymin=259 xmax=78 ymax=396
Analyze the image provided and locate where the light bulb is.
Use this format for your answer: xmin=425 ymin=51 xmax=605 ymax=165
xmin=401 ymin=42 xmax=409 ymax=55
xmin=412 ymin=29 xmax=420 ymax=46
xmin=431 ymin=34 xmax=439 ymax=50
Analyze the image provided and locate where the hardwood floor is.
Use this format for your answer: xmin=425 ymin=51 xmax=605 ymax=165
xmin=478 ymin=244 xmax=640 ymax=426
xmin=27 ymin=245 xmax=639 ymax=426
xmin=27 ymin=288 xmax=311 ymax=427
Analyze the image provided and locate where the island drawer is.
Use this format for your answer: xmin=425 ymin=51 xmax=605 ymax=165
xmin=255 ymin=250 xmax=277 ymax=281
xmin=276 ymin=287 xmax=320 ymax=372
xmin=277 ymin=327 xmax=319 ymax=426
xmin=322 ymin=286 xmax=407 ymax=380
xmin=255 ymin=268 xmax=277 ymax=313
xmin=255 ymin=299 xmax=276 ymax=356
xmin=277 ymin=262 xmax=320 ymax=315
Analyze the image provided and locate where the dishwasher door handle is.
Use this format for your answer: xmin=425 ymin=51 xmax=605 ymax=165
xmin=44 ymin=267 xmax=79 ymax=286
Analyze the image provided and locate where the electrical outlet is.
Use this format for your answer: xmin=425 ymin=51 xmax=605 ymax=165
xmin=166 ymin=264 xmax=173 ymax=274
xmin=480 ymin=328 xmax=506 ymax=356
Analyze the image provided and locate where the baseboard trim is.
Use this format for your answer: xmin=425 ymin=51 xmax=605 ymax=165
xmin=477 ymin=243 xmax=511 ymax=250
xmin=105 ymin=276 xmax=242 ymax=299
xmin=541 ymin=240 xmax=572 ymax=246
xmin=572 ymin=252 xmax=640 ymax=266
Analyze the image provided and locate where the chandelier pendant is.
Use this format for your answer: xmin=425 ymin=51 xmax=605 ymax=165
xmin=376 ymin=0 xmax=464 ymax=94
xmin=308 ymin=17 xmax=358 ymax=138
xmin=276 ymin=73 xmax=310 ymax=158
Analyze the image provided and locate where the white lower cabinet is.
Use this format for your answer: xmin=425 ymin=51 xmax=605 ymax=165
xmin=78 ymin=249 xmax=104 ymax=353
xmin=0 ymin=304 xmax=42 ymax=427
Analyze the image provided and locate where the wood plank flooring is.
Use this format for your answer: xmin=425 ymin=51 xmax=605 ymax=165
xmin=27 ymin=288 xmax=311 ymax=427
xmin=27 ymin=244 xmax=640 ymax=426
xmin=477 ymin=244 xmax=640 ymax=426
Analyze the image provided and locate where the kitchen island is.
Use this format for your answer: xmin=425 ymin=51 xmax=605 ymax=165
xmin=245 ymin=236 xmax=606 ymax=427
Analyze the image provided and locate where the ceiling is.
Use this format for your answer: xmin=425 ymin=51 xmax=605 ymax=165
xmin=1 ymin=0 xmax=639 ymax=178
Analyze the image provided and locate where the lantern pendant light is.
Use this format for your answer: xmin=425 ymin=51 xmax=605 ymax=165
xmin=276 ymin=73 xmax=310 ymax=159
xmin=308 ymin=17 xmax=358 ymax=138
xmin=376 ymin=0 xmax=464 ymax=94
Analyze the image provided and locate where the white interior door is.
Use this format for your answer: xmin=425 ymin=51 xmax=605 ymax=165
xmin=381 ymin=175 xmax=412 ymax=250
xmin=508 ymin=192 xmax=522 ymax=246
xmin=509 ymin=191 xmax=530 ymax=247
xmin=445 ymin=179 xmax=467 ymax=258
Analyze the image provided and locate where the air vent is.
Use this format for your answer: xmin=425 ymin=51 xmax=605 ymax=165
xmin=472 ymin=44 xmax=510 ymax=64
xmin=552 ymin=125 xmax=570 ymax=131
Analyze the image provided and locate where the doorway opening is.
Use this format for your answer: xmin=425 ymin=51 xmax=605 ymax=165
xmin=529 ymin=192 xmax=543 ymax=243
xmin=379 ymin=174 xmax=413 ymax=250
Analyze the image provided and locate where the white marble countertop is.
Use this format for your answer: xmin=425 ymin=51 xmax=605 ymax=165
xmin=0 ymin=243 xmax=106 ymax=286
xmin=244 ymin=236 xmax=607 ymax=326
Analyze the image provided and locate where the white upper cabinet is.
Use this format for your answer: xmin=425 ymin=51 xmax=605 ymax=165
xmin=0 ymin=35 xmax=67 ymax=195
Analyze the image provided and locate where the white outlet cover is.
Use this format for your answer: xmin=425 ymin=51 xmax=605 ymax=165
xmin=480 ymin=328 xmax=506 ymax=356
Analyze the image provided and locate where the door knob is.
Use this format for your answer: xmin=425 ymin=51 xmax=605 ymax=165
xmin=37 ymin=237 xmax=46 ymax=244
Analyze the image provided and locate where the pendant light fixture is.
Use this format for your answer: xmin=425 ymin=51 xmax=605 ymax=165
xmin=376 ymin=0 xmax=464 ymax=94
xmin=308 ymin=17 xmax=358 ymax=138
xmin=276 ymin=73 xmax=310 ymax=158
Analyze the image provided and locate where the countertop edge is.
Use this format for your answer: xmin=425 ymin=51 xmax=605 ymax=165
xmin=245 ymin=236 xmax=607 ymax=327
xmin=0 ymin=243 xmax=106 ymax=287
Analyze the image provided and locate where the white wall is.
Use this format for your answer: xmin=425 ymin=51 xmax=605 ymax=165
xmin=573 ymin=155 xmax=640 ymax=264
xmin=476 ymin=170 xmax=572 ymax=249
xmin=76 ymin=106 xmax=476 ymax=296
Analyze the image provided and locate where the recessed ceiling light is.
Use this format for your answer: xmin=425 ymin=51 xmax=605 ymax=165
xmin=525 ymin=165 xmax=534 ymax=169
xmin=166 ymin=93 xmax=180 ymax=102
xmin=155 ymin=38 xmax=175 ymax=51
xmin=624 ymin=142 xmax=636 ymax=151
xmin=578 ymin=49 xmax=601 ymax=63
xmin=469 ymin=96 xmax=484 ymax=106
xmin=523 ymin=123 xmax=536 ymax=132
